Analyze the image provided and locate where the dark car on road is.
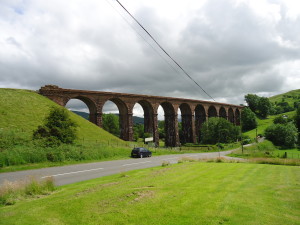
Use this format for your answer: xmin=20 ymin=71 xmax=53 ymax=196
xmin=131 ymin=147 xmax=152 ymax=158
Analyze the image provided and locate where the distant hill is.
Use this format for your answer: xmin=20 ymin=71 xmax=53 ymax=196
xmin=72 ymin=111 xmax=145 ymax=125
xmin=0 ymin=89 xmax=124 ymax=143
xmin=269 ymin=89 xmax=300 ymax=111
xmin=72 ymin=111 xmax=89 ymax=120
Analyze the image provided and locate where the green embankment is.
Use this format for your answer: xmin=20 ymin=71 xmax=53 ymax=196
xmin=0 ymin=88 xmax=124 ymax=144
xmin=0 ymin=162 xmax=299 ymax=225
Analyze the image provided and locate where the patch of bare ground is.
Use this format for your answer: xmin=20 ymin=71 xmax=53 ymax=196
xmin=75 ymin=181 xmax=121 ymax=197
xmin=128 ymin=190 xmax=155 ymax=203
xmin=150 ymin=167 xmax=173 ymax=177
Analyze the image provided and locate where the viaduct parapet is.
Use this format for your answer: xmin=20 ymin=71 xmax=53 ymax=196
xmin=39 ymin=85 xmax=243 ymax=147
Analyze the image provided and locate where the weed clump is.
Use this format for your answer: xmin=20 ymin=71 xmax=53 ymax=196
xmin=162 ymin=161 xmax=170 ymax=167
xmin=249 ymin=158 xmax=300 ymax=166
xmin=0 ymin=177 xmax=55 ymax=206
xmin=178 ymin=157 xmax=197 ymax=163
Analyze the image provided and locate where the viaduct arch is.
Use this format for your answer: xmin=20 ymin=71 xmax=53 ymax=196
xmin=39 ymin=85 xmax=243 ymax=147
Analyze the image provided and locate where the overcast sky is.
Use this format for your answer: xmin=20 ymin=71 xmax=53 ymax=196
xmin=1 ymin=0 xmax=300 ymax=116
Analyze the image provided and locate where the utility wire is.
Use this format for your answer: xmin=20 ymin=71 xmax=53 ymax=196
xmin=105 ymin=0 xmax=201 ymax=95
xmin=105 ymin=0 xmax=182 ymax=78
xmin=115 ymin=0 xmax=216 ymax=101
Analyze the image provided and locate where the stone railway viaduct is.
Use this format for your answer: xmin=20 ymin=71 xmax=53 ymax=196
xmin=39 ymin=85 xmax=243 ymax=147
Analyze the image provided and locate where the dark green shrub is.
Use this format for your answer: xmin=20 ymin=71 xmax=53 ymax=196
xmin=265 ymin=123 xmax=298 ymax=148
xmin=241 ymin=107 xmax=257 ymax=131
xmin=273 ymin=115 xmax=292 ymax=124
xmin=33 ymin=107 xmax=77 ymax=145
xmin=200 ymin=117 xmax=240 ymax=144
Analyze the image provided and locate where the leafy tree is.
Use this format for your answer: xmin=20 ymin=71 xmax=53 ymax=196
xmin=143 ymin=132 xmax=151 ymax=139
xmin=33 ymin=107 xmax=77 ymax=145
xmin=133 ymin=124 xmax=144 ymax=141
xmin=102 ymin=114 xmax=119 ymax=137
xmin=200 ymin=117 xmax=240 ymax=144
xmin=257 ymin=97 xmax=272 ymax=118
xmin=274 ymin=101 xmax=294 ymax=114
xmin=295 ymin=107 xmax=300 ymax=144
xmin=273 ymin=115 xmax=292 ymax=124
xmin=295 ymin=107 xmax=300 ymax=129
xmin=265 ymin=123 xmax=298 ymax=148
xmin=241 ymin=107 xmax=257 ymax=131
xmin=245 ymin=94 xmax=259 ymax=112
xmin=245 ymin=94 xmax=272 ymax=118
xmin=158 ymin=120 xmax=165 ymax=139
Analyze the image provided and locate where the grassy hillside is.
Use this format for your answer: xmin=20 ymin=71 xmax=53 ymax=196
xmin=269 ymin=89 xmax=300 ymax=114
xmin=243 ymin=89 xmax=299 ymax=140
xmin=243 ymin=111 xmax=296 ymax=140
xmin=269 ymin=89 xmax=300 ymax=105
xmin=0 ymin=88 xmax=124 ymax=144
xmin=0 ymin=162 xmax=299 ymax=225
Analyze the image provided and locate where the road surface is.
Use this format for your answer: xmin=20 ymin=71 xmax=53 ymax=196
xmin=0 ymin=150 xmax=241 ymax=186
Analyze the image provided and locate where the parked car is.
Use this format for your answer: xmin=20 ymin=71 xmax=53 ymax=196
xmin=131 ymin=147 xmax=152 ymax=158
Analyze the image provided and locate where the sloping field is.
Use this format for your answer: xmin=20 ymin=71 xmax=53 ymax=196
xmin=0 ymin=162 xmax=299 ymax=225
xmin=0 ymin=88 xmax=124 ymax=144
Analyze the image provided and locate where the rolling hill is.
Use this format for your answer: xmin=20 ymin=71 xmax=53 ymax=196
xmin=0 ymin=88 xmax=124 ymax=143
xmin=269 ymin=89 xmax=300 ymax=110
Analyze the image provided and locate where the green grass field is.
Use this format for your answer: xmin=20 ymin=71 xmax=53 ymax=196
xmin=0 ymin=162 xmax=299 ymax=225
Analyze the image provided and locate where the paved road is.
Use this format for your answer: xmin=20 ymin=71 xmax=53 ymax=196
xmin=0 ymin=150 xmax=240 ymax=186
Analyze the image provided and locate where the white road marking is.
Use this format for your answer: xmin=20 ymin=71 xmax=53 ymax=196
xmin=41 ymin=167 xmax=104 ymax=178
xmin=122 ymin=161 xmax=151 ymax=167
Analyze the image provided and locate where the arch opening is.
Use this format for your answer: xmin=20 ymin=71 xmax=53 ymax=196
xmin=102 ymin=98 xmax=128 ymax=140
xmin=195 ymin=104 xmax=206 ymax=143
xmin=65 ymin=96 xmax=97 ymax=124
xmin=132 ymin=100 xmax=154 ymax=143
xmin=235 ymin=108 xmax=241 ymax=126
xmin=160 ymin=102 xmax=178 ymax=147
xmin=228 ymin=108 xmax=234 ymax=124
xmin=179 ymin=103 xmax=193 ymax=144
xmin=208 ymin=106 xmax=218 ymax=118
xmin=219 ymin=107 xmax=227 ymax=120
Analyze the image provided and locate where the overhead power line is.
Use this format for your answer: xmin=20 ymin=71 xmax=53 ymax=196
xmin=105 ymin=0 xmax=183 ymax=79
xmin=114 ymin=0 xmax=216 ymax=101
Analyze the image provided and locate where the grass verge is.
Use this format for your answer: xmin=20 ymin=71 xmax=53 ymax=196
xmin=0 ymin=162 xmax=299 ymax=225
